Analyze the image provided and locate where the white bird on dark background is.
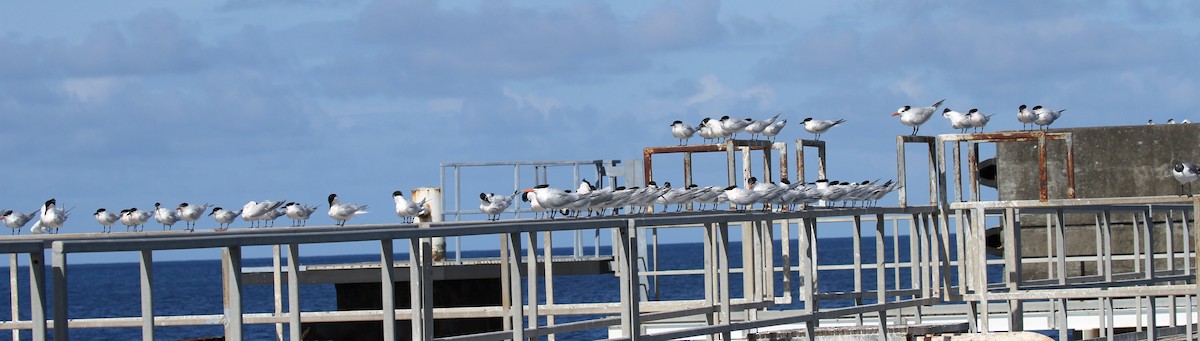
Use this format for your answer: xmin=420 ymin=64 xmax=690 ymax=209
xmin=669 ymin=120 xmax=696 ymax=146
xmin=892 ymin=99 xmax=945 ymax=136
xmin=94 ymin=208 xmax=118 ymax=233
xmin=801 ymin=117 xmax=846 ymax=140
xmin=328 ymin=193 xmax=369 ymax=227
xmin=2 ymin=209 xmax=38 ymax=235
xmin=1172 ymin=162 xmax=1200 ymax=196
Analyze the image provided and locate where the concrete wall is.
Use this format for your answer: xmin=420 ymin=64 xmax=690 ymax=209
xmin=989 ymin=124 xmax=1199 ymax=278
xmin=997 ymin=124 xmax=1200 ymax=200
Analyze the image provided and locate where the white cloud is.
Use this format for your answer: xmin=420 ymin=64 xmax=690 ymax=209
xmin=683 ymin=75 xmax=776 ymax=110
xmin=61 ymin=77 xmax=124 ymax=103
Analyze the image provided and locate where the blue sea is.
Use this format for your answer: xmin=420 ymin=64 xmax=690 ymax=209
xmin=0 ymin=235 xmax=994 ymax=340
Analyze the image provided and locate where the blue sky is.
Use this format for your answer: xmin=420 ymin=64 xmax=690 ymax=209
xmin=2 ymin=1 xmax=1198 ymax=262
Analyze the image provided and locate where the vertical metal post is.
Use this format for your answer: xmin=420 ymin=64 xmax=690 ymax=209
xmin=140 ymin=249 xmax=154 ymax=341
xmin=852 ymin=215 xmax=864 ymax=326
xmin=1142 ymin=210 xmax=1157 ymax=340
xmin=499 ymin=234 xmax=511 ymax=331
xmin=726 ymin=140 xmax=736 ymax=187
xmin=896 ymin=136 xmax=908 ymax=207
xmin=781 ymin=218 xmax=792 ymax=304
xmin=718 ymin=222 xmax=731 ymax=341
xmin=1054 ymin=209 xmax=1068 ymax=339
xmin=973 ymin=207 xmax=989 ymax=332
xmin=875 ymin=214 xmax=888 ymax=337
xmin=287 ymin=243 xmax=301 ymax=341
xmin=526 ymin=232 xmax=539 ymax=330
xmin=222 ymin=246 xmax=243 ymax=341
xmin=742 ymin=221 xmax=757 ymax=307
xmin=704 ymin=223 xmax=715 ymax=341
xmin=506 ymin=232 xmax=524 ymax=340
xmin=381 ymin=240 xmax=396 ymax=340
xmin=9 ymin=254 xmax=18 ymax=341
xmin=543 ymin=231 xmax=557 ymax=341
xmin=1003 ymin=208 xmax=1024 ymax=332
xmin=51 ymin=242 xmax=69 ymax=341
xmin=29 ymin=251 xmax=46 ymax=340
xmin=272 ymin=245 xmax=283 ymax=341
xmin=619 ymin=221 xmax=641 ymax=339
xmin=411 ymin=237 xmax=434 ymax=341
xmin=684 ymin=152 xmax=694 ymax=211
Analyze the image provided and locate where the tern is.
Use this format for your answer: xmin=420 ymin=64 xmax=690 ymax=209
xmin=94 ymin=208 xmax=118 ymax=233
xmin=119 ymin=209 xmax=137 ymax=232
xmin=39 ymin=198 xmax=70 ymax=234
xmin=284 ymin=202 xmax=318 ymax=227
xmin=891 ymin=99 xmax=945 ymax=136
xmin=943 ymin=108 xmax=971 ymax=133
xmin=327 ymin=194 xmax=369 ymax=227
xmin=209 ymin=207 xmax=241 ymax=231
xmin=744 ymin=114 xmax=781 ymax=140
xmin=523 ymin=185 xmax=581 ymax=218
xmin=260 ymin=208 xmax=285 ymax=227
xmin=696 ymin=122 xmax=717 ymax=144
xmin=393 ymin=190 xmax=428 ymax=223
xmin=176 ymin=203 xmax=212 ymax=232
xmin=702 ymin=117 xmax=731 ymax=142
xmin=719 ymin=116 xmax=752 ymax=139
xmin=801 ymin=117 xmax=846 ymax=140
xmin=242 ymin=200 xmax=287 ymax=228
xmin=722 ymin=185 xmax=763 ymax=211
xmin=1172 ymin=162 xmax=1200 ymax=196
xmin=154 ymin=202 xmax=180 ymax=231
xmin=762 ymin=119 xmax=787 ymax=142
xmin=1 ymin=210 xmax=38 ymax=235
xmin=670 ymin=120 xmax=696 ymax=146
xmin=1017 ymin=105 xmax=1037 ymax=130
xmin=479 ymin=192 xmax=517 ymax=221
xmin=1032 ymin=105 xmax=1065 ymax=130
xmin=125 ymin=207 xmax=153 ymax=232
xmin=520 ymin=190 xmax=547 ymax=219
xmin=966 ymin=109 xmax=994 ymax=133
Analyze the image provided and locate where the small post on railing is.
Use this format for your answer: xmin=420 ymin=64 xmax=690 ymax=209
xmin=413 ymin=187 xmax=445 ymax=261
xmin=51 ymin=242 xmax=68 ymax=341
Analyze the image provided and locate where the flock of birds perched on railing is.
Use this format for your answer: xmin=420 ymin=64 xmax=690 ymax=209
xmin=9 ymin=99 xmax=1199 ymax=235
xmin=668 ymin=101 xmax=1071 ymax=145
xmin=479 ymin=177 xmax=898 ymax=221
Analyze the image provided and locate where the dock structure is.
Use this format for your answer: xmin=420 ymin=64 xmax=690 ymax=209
xmin=0 ymin=127 xmax=1196 ymax=340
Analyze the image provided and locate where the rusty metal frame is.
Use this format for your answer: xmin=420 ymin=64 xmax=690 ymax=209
xmin=896 ymin=136 xmax=940 ymax=207
xmin=643 ymin=139 xmax=788 ymax=191
xmin=937 ymin=131 xmax=1075 ymax=203
xmin=793 ymin=139 xmax=827 ymax=185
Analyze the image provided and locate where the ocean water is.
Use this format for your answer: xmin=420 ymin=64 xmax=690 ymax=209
xmin=0 ymin=235 xmax=994 ymax=340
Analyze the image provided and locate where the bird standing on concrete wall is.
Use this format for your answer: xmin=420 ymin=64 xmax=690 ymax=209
xmin=1172 ymin=162 xmax=1200 ymax=196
